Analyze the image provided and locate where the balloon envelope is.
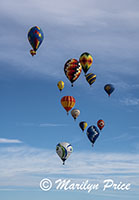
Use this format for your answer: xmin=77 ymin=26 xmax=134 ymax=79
xmin=71 ymin=108 xmax=80 ymax=120
xmin=79 ymin=121 xmax=88 ymax=132
xmin=86 ymin=125 xmax=100 ymax=146
xmin=61 ymin=96 xmax=75 ymax=114
xmin=97 ymin=119 xmax=105 ymax=130
xmin=57 ymin=80 xmax=64 ymax=91
xmin=79 ymin=52 xmax=93 ymax=74
xmin=64 ymin=59 xmax=82 ymax=86
xmin=85 ymin=73 xmax=96 ymax=85
xmin=104 ymin=84 xmax=115 ymax=96
xmin=28 ymin=26 xmax=44 ymax=56
xmin=56 ymin=142 xmax=73 ymax=165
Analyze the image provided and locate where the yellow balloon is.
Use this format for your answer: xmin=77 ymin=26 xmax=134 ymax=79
xmin=57 ymin=81 xmax=64 ymax=91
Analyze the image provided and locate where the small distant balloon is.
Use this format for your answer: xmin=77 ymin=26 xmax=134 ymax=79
xmin=97 ymin=119 xmax=105 ymax=131
xmin=57 ymin=80 xmax=64 ymax=91
xmin=64 ymin=59 xmax=82 ymax=87
xmin=71 ymin=109 xmax=80 ymax=121
xmin=86 ymin=125 xmax=100 ymax=146
xmin=28 ymin=26 xmax=44 ymax=56
xmin=85 ymin=73 xmax=96 ymax=85
xmin=56 ymin=142 xmax=73 ymax=165
xmin=104 ymin=84 xmax=115 ymax=96
xmin=79 ymin=121 xmax=88 ymax=132
xmin=61 ymin=96 xmax=75 ymax=115
xmin=79 ymin=52 xmax=93 ymax=74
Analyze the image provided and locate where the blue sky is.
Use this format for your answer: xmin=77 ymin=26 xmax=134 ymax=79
xmin=0 ymin=0 xmax=139 ymax=199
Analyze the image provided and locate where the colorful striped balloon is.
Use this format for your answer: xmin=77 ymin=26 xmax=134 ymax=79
xmin=61 ymin=96 xmax=75 ymax=114
xmin=64 ymin=59 xmax=82 ymax=87
xmin=85 ymin=73 xmax=96 ymax=85
xmin=79 ymin=52 xmax=93 ymax=74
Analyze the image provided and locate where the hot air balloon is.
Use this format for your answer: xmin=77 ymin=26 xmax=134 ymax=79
xmin=86 ymin=125 xmax=100 ymax=146
xmin=56 ymin=142 xmax=73 ymax=165
xmin=104 ymin=84 xmax=115 ymax=96
xmin=28 ymin=26 xmax=44 ymax=56
xmin=85 ymin=73 xmax=96 ymax=85
xmin=61 ymin=96 xmax=75 ymax=115
xmin=97 ymin=119 xmax=105 ymax=131
xmin=79 ymin=52 xmax=93 ymax=74
xmin=71 ymin=108 xmax=80 ymax=121
xmin=57 ymin=80 xmax=64 ymax=91
xmin=79 ymin=121 xmax=88 ymax=132
xmin=64 ymin=59 xmax=82 ymax=87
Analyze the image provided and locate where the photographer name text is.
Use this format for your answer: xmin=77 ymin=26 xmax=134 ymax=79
xmin=40 ymin=178 xmax=131 ymax=193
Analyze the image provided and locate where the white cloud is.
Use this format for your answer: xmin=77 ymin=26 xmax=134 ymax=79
xmin=0 ymin=0 xmax=139 ymax=79
xmin=16 ymin=122 xmax=68 ymax=127
xmin=130 ymin=126 xmax=139 ymax=130
xmin=103 ymin=132 xmax=139 ymax=143
xmin=40 ymin=123 xmax=68 ymax=127
xmin=0 ymin=146 xmax=139 ymax=189
xmin=120 ymin=98 xmax=139 ymax=106
xmin=0 ymin=138 xmax=22 ymax=144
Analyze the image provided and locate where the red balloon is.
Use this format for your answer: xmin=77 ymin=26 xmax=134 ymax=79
xmin=97 ymin=119 xmax=105 ymax=130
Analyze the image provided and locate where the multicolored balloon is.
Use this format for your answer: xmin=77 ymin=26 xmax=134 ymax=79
xmin=61 ymin=96 xmax=75 ymax=114
xmin=57 ymin=80 xmax=64 ymax=91
xmin=71 ymin=108 xmax=80 ymax=121
xmin=56 ymin=142 xmax=73 ymax=165
xmin=85 ymin=73 xmax=96 ymax=85
xmin=79 ymin=52 xmax=93 ymax=74
xmin=28 ymin=26 xmax=44 ymax=56
xmin=64 ymin=59 xmax=82 ymax=87
xmin=79 ymin=121 xmax=88 ymax=132
xmin=104 ymin=84 xmax=115 ymax=96
xmin=97 ymin=119 xmax=105 ymax=131
xmin=86 ymin=125 xmax=100 ymax=146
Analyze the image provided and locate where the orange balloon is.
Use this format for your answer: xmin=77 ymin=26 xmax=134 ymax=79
xmin=61 ymin=96 xmax=75 ymax=114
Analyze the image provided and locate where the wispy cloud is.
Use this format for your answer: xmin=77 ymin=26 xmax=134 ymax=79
xmin=130 ymin=126 xmax=139 ymax=130
xmin=112 ymin=82 xmax=139 ymax=91
xmin=102 ymin=133 xmax=128 ymax=142
xmin=0 ymin=0 xmax=139 ymax=80
xmin=120 ymin=98 xmax=139 ymax=106
xmin=0 ymin=138 xmax=22 ymax=144
xmin=103 ymin=132 xmax=139 ymax=142
xmin=0 ymin=146 xmax=139 ymax=189
xmin=39 ymin=123 xmax=68 ymax=127
xmin=16 ymin=122 xmax=68 ymax=127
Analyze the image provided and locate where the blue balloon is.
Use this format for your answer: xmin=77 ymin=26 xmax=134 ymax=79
xmin=104 ymin=84 xmax=115 ymax=96
xmin=86 ymin=125 xmax=100 ymax=146
xmin=28 ymin=26 xmax=44 ymax=56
